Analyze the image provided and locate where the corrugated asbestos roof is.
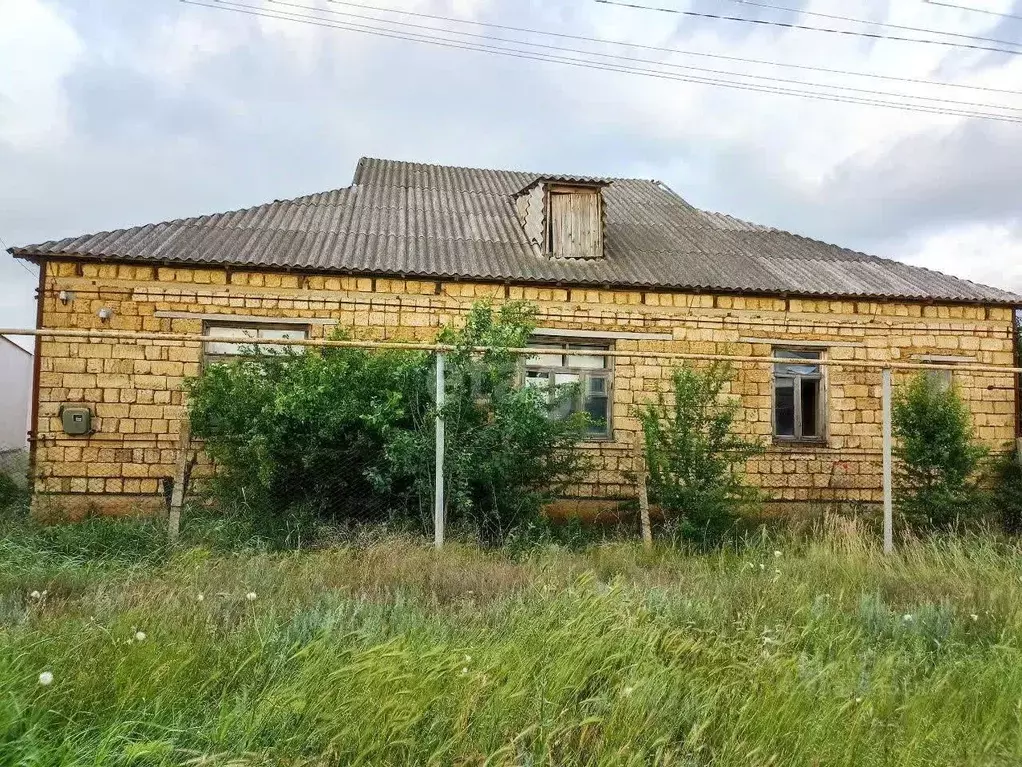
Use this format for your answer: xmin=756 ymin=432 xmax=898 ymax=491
xmin=10 ymin=157 xmax=1020 ymax=304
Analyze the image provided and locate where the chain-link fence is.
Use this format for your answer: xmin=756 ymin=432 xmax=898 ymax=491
xmin=2 ymin=326 xmax=1020 ymax=547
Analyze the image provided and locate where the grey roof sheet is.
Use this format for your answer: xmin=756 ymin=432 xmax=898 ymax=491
xmin=11 ymin=157 xmax=1020 ymax=304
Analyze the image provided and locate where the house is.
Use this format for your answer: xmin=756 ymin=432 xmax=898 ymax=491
xmin=8 ymin=157 xmax=1022 ymax=519
xmin=0 ymin=335 xmax=32 ymax=454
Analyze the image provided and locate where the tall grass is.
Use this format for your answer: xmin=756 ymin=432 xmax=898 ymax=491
xmin=2 ymin=517 xmax=1022 ymax=765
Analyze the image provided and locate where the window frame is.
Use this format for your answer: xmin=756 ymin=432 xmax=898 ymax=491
xmin=202 ymin=321 xmax=311 ymax=363
xmin=772 ymin=347 xmax=827 ymax=445
xmin=523 ymin=338 xmax=614 ymax=441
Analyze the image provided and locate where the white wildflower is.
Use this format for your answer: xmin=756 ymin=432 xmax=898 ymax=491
xmin=855 ymin=697 xmax=863 ymax=704
xmin=902 ymin=614 xmax=913 ymax=622
xmin=970 ymin=614 xmax=979 ymax=622
xmin=759 ymin=564 xmax=765 ymax=571
xmin=774 ymin=550 xmax=782 ymax=558
xmin=29 ymin=590 xmax=41 ymax=600
xmin=246 ymin=592 xmax=257 ymax=601
xmin=134 ymin=631 xmax=147 ymax=642
xmin=38 ymin=671 xmax=53 ymax=686
xmin=196 ymin=593 xmax=204 ymax=602
xmin=461 ymin=667 xmax=468 ymax=675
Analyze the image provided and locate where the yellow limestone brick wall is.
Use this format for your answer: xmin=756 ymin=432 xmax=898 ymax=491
xmin=31 ymin=261 xmax=1018 ymax=517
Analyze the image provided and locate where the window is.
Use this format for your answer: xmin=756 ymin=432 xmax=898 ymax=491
xmin=546 ymin=186 xmax=603 ymax=258
xmin=203 ymin=322 xmax=309 ymax=361
xmin=524 ymin=340 xmax=612 ymax=438
xmin=773 ymin=349 xmax=825 ymax=442
xmin=924 ymin=368 xmax=954 ymax=393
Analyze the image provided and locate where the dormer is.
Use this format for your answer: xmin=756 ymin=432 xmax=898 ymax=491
xmin=514 ymin=176 xmax=609 ymax=260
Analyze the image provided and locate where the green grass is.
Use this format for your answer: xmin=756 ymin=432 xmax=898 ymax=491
xmin=3 ymin=514 xmax=1022 ymax=766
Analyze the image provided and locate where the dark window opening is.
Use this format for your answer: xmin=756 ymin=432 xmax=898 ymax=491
xmin=773 ymin=349 xmax=825 ymax=442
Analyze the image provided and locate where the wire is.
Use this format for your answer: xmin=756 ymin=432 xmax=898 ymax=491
xmin=275 ymin=0 xmax=1022 ymax=114
xmin=922 ymin=0 xmax=1022 ymax=21
xmin=0 ymin=234 xmax=38 ymax=278
xmin=319 ymin=0 xmax=1022 ymax=96
xmin=717 ymin=0 xmax=1022 ymax=46
xmin=185 ymin=1 xmax=1022 ymax=122
xmin=594 ymin=0 xmax=1022 ymax=55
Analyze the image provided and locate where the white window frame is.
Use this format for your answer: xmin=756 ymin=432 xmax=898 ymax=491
xmin=203 ymin=321 xmax=310 ymax=362
xmin=523 ymin=339 xmax=613 ymax=440
xmin=772 ymin=347 xmax=827 ymax=443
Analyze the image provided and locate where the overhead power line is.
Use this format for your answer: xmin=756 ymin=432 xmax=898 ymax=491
xmin=184 ymin=0 xmax=1022 ymax=123
xmin=923 ymin=0 xmax=1022 ymax=21
xmin=0 ymin=234 xmax=38 ymax=278
xmin=318 ymin=0 xmax=1022 ymax=96
xmin=595 ymin=0 xmax=1022 ymax=56
xmin=256 ymin=0 xmax=1022 ymax=113
xmin=273 ymin=0 xmax=1022 ymax=114
xmin=718 ymin=0 xmax=1022 ymax=47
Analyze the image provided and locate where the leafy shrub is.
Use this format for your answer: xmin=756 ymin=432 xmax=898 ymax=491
xmin=638 ymin=361 xmax=764 ymax=546
xmin=381 ymin=302 xmax=591 ymax=546
xmin=187 ymin=302 xmax=591 ymax=547
xmin=994 ymin=448 xmax=1022 ymax=535
xmin=187 ymin=342 xmax=420 ymax=530
xmin=892 ymin=373 xmax=987 ymax=532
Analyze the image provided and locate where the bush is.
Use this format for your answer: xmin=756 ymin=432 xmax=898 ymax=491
xmin=187 ymin=301 xmax=591 ymax=547
xmin=186 ymin=342 xmax=420 ymax=531
xmin=994 ymin=449 xmax=1022 ymax=535
xmin=892 ymin=373 xmax=987 ymax=532
xmin=381 ymin=302 xmax=591 ymax=546
xmin=638 ymin=361 xmax=764 ymax=547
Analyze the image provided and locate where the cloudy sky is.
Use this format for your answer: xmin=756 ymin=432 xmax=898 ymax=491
xmin=2 ymin=0 xmax=1022 ymax=346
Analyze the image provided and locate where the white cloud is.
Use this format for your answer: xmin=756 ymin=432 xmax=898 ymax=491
xmin=0 ymin=0 xmax=83 ymax=148
xmin=1 ymin=0 xmax=1020 ymax=337
xmin=906 ymin=223 xmax=1022 ymax=294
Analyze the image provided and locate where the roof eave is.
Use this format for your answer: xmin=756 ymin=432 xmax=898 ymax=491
xmin=19 ymin=251 xmax=1021 ymax=307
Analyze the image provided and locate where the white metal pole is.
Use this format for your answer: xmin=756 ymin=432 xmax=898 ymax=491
xmin=434 ymin=353 xmax=446 ymax=549
xmin=882 ymin=367 xmax=894 ymax=555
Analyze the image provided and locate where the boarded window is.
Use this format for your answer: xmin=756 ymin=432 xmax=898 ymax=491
xmin=773 ymin=349 xmax=825 ymax=441
xmin=524 ymin=339 xmax=612 ymax=439
xmin=547 ymin=188 xmax=602 ymax=258
xmin=203 ymin=322 xmax=309 ymax=361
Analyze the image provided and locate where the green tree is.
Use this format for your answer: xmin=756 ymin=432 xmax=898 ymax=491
xmin=892 ymin=373 xmax=987 ymax=532
xmin=638 ymin=362 xmax=764 ymax=546
xmin=382 ymin=301 xmax=591 ymax=546
xmin=186 ymin=342 xmax=418 ymax=533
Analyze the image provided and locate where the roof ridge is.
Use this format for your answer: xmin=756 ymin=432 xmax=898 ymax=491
xmin=354 ymin=155 xmax=648 ymax=185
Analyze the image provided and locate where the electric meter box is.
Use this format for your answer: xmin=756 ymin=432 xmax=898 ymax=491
xmin=61 ymin=406 xmax=92 ymax=436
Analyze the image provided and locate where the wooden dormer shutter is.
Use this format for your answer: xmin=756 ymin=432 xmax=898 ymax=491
xmin=547 ymin=186 xmax=603 ymax=259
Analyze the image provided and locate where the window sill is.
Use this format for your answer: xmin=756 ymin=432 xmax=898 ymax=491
xmin=771 ymin=437 xmax=829 ymax=449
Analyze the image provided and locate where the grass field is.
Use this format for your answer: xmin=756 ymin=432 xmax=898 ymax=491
xmin=3 ymin=514 xmax=1022 ymax=766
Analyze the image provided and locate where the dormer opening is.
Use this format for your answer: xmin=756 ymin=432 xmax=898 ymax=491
xmin=545 ymin=185 xmax=603 ymax=259
xmin=514 ymin=176 xmax=609 ymax=260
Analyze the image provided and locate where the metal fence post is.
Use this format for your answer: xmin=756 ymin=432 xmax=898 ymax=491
xmin=168 ymin=415 xmax=192 ymax=544
xmin=882 ymin=367 xmax=894 ymax=554
xmin=434 ymin=352 xmax=446 ymax=549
